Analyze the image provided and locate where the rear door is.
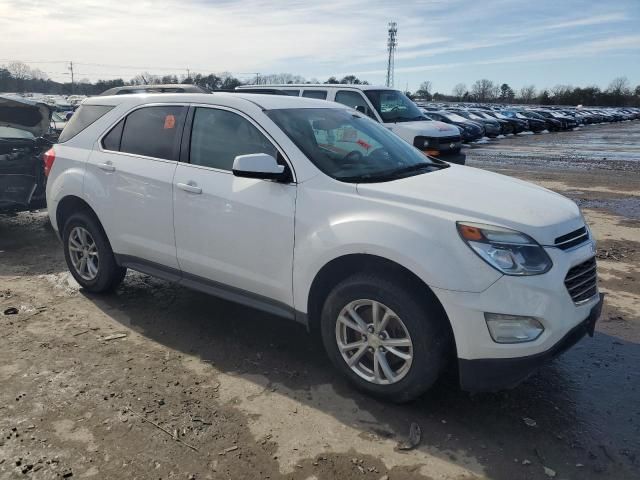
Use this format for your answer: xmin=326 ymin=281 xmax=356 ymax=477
xmin=87 ymin=104 xmax=186 ymax=268
xmin=0 ymin=134 xmax=42 ymax=211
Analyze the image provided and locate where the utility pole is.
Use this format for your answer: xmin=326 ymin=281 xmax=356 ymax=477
xmin=68 ymin=61 xmax=75 ymax=94
xmin=386 ymin=22 xmax=397 ymax=88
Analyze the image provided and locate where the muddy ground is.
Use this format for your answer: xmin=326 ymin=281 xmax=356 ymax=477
xmin=1 ymin=121 xmax=639 ymax=480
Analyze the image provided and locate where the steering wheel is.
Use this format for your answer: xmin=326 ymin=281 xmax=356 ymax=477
xmin=343 ymin=150 xmax=364 ymax=163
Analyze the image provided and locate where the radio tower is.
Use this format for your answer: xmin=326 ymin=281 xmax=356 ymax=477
xmin=386 ymin=22 xmax=397 ymax=88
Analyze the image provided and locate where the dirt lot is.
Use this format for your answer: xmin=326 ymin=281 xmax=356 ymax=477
xmin=1 ymin=121 xmax=639 ymax=480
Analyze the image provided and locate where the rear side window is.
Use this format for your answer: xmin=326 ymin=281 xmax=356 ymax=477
xmin=282 ymin=90 xmax=300 ymax=96
xmin=58 ymin=105 xmax=113 ymax=143
xmin=101 ymin=119 xmax=124 ymax=151
xmin=302 ymin=90 xmax=327 ymax=100
xmin=119 ymin=106 xmax=186 ymax=160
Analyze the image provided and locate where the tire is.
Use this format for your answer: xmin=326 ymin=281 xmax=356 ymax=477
xmin=62 ymin=211 xmax=126 ymax=293
xmin=320 ymin=272 xmax=451 ymax=403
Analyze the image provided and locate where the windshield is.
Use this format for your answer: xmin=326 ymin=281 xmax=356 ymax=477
xmin=363 ymin=90 xmax=426 ymax=123
xmin=266 ymin=108 xmax=446 ymax=183
xmin=0 ymin=126 xmax=35 ymax=139
xmin=442 ymin=112 xmax=468 ymax=122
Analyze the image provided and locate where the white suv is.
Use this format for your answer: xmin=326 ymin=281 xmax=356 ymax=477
xmin=46 ymin=93 xmax=603 ymax=401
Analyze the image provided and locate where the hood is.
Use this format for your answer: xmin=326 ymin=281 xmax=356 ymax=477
xmin=356 ymin=165 xmax=583 ymax=245
xmin=395 ymin=120 xmax=461 ymax=137
xmin=0 ymin=95 xmax=52 ymax=137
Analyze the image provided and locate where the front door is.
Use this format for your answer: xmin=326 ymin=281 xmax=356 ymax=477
xmin=173 ymin=106 xmax=296 ymax=311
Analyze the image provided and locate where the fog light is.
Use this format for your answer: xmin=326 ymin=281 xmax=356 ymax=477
xmin=484 ymin=313 xmax=544 ymax=343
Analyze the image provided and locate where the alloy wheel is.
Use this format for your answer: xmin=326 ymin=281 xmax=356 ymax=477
xmin=68 ymin=226 xmax=100 ymax=281
xmin=335 ymin=299 xmax=413 ymax=385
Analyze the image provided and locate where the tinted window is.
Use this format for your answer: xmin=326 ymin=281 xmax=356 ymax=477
xmin=189 ymin=108 xmax=277 ymax=171
xmin=282 ymin=90 xmax=300 ymax=96
xmin=101 ymin=119 xmax=124 ymax=151
xmin=334 ymin=91 xmax=373 ymax=117
xmin=302 ymin=90 xmax=327 ymax=100
xmin=58 ymin=105 xmax=113 ymax=143
xmin=119 ymin=106 xmax=186 ymax=160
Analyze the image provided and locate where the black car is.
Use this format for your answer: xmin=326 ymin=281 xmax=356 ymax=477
xmin=470 ymin=110 xmax=514 ymax=135
xmin=484 ymin=111 xmax=528 ymax=133
xmin=503 ymin=110 xmax=545 ymax=133
xmin=423 ymin=111 xmax=485 ymax=142
xmin=521 ymin=111 xmax=562 ymax=131
xmin=0 ymin=96 xmax=53 ymax=213
xmin=447 ymin=109 xmax=502 ymax=138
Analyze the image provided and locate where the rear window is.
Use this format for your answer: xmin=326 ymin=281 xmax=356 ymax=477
xmin=58 ymin=105 xmax=113 ymax=143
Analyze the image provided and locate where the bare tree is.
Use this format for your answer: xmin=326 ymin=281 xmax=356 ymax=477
xmin=471 ymin=79 xmax=495 ymax=102
xmin=7 ymin=61 xmax=31 ymax=81
xmin=519 ymin=85 xmax=537 ymax=104
xmin=416 ymin=80 xmax=432 ymax=98
xmin=607 ymin=76 xmax=630 ymax=95
xmin=131 ymin=72 xmax=161 ymax=85
xmin=452 ymin=83 xmax=467 ymax=101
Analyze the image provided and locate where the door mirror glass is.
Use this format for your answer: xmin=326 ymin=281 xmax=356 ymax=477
xmin=232 ymin=153 xmax=286 ymax=180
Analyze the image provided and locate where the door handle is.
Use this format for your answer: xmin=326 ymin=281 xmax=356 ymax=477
xmin=176 ymin=182 xmax=202 ymax=194
xmin=97 ymin=162 xmax=115 ymax=172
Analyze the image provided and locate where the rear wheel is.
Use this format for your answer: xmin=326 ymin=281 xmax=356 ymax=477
xmin=320 ymin=273 xmax=450 ymax=402
xmin=62 ymin=211 xmax=126 ymax=292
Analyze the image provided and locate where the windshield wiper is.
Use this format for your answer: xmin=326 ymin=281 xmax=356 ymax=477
xmin=340 ymin=162 xmax=448 ymax=183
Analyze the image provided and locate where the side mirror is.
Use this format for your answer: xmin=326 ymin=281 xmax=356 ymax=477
xmin=232 ymin=153 xmax=286 ymax=181
xmin=354 ymin=105 xmax=366 ymax=114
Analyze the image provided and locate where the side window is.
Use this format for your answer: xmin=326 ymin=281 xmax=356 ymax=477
xmin=282 ymin=90 xmax=300 ymax=96
xmin=119 ymin=106 xmax=186 ymax=160
xmin=101 ymin=119 xmax=124 ymax=151
xmin=334 ymin=91 xmax=375 ymax=119
xmin=302 ymin=90 xmax=327 ymax=100
xmin=189 ymin=108 xmax=277 ymax=171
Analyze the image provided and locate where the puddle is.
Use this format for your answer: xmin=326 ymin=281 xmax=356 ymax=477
xmin=576 ymin=197 xmax=640 ymax=220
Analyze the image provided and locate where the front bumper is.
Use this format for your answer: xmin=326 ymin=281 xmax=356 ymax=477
xmin=458 ymin=293 xmax=603 ymax=391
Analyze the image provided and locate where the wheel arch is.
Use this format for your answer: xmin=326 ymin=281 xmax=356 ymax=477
xmin=55 ymin=195 xmax=112 ymax=247
xmin=306 ymin=253 xmax=456 ymax=355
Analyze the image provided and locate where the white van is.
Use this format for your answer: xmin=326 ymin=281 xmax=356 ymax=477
xmin=237 ymin=84 xmax=466 ymax=164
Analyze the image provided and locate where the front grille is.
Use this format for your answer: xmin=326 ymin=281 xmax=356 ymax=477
xmin=437 ymin=136 xmax=462 ymax=150
xmin=564 ymin=257 xmax=597 ymax=303
xmin=555 ymin=226 xmax=589 ymax=250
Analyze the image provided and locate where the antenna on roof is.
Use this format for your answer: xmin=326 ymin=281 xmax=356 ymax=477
xmin=386 ymin=22 xmax=397 ymax=88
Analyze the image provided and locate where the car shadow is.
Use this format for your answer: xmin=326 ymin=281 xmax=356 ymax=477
xmin=85 ymin=271 xmax=639 ymax=480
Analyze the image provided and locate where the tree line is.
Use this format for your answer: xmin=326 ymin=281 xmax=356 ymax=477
xmin=0 ymin=61 xmax=369 ymax=96
xmin=413 ymin=77 xmax=640 ymax=107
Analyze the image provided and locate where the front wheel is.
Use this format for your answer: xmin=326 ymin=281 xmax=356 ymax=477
xmin=62 ymin=211 xmax=126 ymax=293
xmin=320 ymin=273 xmax=451 ymax=402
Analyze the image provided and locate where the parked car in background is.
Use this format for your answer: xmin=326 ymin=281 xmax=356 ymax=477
xmin=50 ymin=111 xmax=68 ymax=138
xmin=0 ymin=95 xmax=53 ymax=213
xmin=521 ymin=111 xmax=562 ymax=131
xmin=46 ymin=92 xmax=603 ymax=401
xmin=422 ymin=110 xmax=485 ymax=142
xmin=502 ymin=110 xmax=545 ymax=133
xmin=447 ymin=109 xmax=501 ymax=137
xmin=238 ymin=84 xmax=466 ymax=164
xmin=470 ymin=110 xmax=514 ymax=135
xmin=484 ymin=111 xmax=528 ymax=133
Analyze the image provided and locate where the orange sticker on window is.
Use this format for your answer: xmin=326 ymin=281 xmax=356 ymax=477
xmin=357 ymin=139 xmax=371 ymax=150
xmin=164 ymin=114 xmax=176 ymax=129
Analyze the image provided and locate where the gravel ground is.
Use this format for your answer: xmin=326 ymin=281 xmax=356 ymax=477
xmin=0 ymin=121 xmax=639 ymax=480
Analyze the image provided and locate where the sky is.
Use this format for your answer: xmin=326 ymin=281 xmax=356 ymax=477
xmin=1 ymin=0 xmax=639 ymax=93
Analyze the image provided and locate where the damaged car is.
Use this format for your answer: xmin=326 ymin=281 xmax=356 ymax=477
xmin=0 ymin=95 xmax=53 ymax=213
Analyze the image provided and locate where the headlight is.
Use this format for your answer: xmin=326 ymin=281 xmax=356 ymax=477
xmin=457 ymin=222 xmax=552 ymax=275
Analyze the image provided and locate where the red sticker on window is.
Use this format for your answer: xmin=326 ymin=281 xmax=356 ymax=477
xmin=357 ymin=139 xmax=371 ymax=150
xmin=164 ymin=115 xmax=176 ymax=129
